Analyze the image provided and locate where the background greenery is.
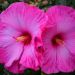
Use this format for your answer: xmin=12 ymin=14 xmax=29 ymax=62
xmin=0 ymin=0 xmax=75 ymax=75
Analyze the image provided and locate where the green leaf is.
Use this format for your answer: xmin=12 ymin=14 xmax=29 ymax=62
xmin=41 ymin=72 xmax=45 ymax=75
xmin=7 ymin=0 xmax=19 ymax=4
xmin=55 ymin=0 xmax=66 ymax=5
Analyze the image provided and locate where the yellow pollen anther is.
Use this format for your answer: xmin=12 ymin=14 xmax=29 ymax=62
xmin=16 ymin=36 xmax=27 ymax=42
xmin=56 ymin=38 xmax=64 ymax=45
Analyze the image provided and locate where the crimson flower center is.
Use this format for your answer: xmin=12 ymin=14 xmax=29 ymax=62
xmin=51 ymin=33 xmax=64 ymax=47
xmin=16 ymin=32 xmax=32 ymax=45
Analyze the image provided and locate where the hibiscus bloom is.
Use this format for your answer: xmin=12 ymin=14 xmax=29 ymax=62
xmin=41 ymin=5 xmax=75 ymax=74
xmin=0 ymin=2 xmax=47 ymax=73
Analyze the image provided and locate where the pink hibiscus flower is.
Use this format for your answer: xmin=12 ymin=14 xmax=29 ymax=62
xmin=0 ymin=2 xmax=47 ymax=73
xmin=41 ymin=5 xmax=75 ymax=74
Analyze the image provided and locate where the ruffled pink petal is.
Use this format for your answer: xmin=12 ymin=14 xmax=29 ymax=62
xmin=47 ymin=5 xmax=75 ymax=15
xmin=0 ymin=35 xmax=15 ymax=63
xmin=0 ymin=24 xmax=21 ymax=38
xmin=42 ymin=27 xmax=57 ymax=41
xmin=65 ymin=32 xmax=75 ymax=55
xmin=34 ymin=37 xmax=44 ymax=67
xmin=46 ymin=5 xmax=75 ymax=32
xmin=41 ymin=28 xmax=59 ymax=74
xmin=0 ymin=49 xmax=6 ymax=63
xmin=0 ymin=2 xmax=47 ymax=37
xmin=20 ymin=44 xmax=39 ymax=71
xmin=6 ymin=61 xmax=24 ymax=74
xmin=0 ymin=24 xmax=21 ymax=64
xmin=41 ymin=29 xmax=75 ymax=73
xmin=57 ymin=45 xmax=75 ymax=72
xmin=0 ymin=42 xmax=23 ymax=67
xmin=41 ymin=46 xmax=58 ymax=74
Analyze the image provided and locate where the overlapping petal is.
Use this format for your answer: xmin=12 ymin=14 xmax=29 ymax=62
xmin=0 ymin=2 xmax=47 ymax=73
xmin=41 ymin=5 xmax=75 ymax=74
